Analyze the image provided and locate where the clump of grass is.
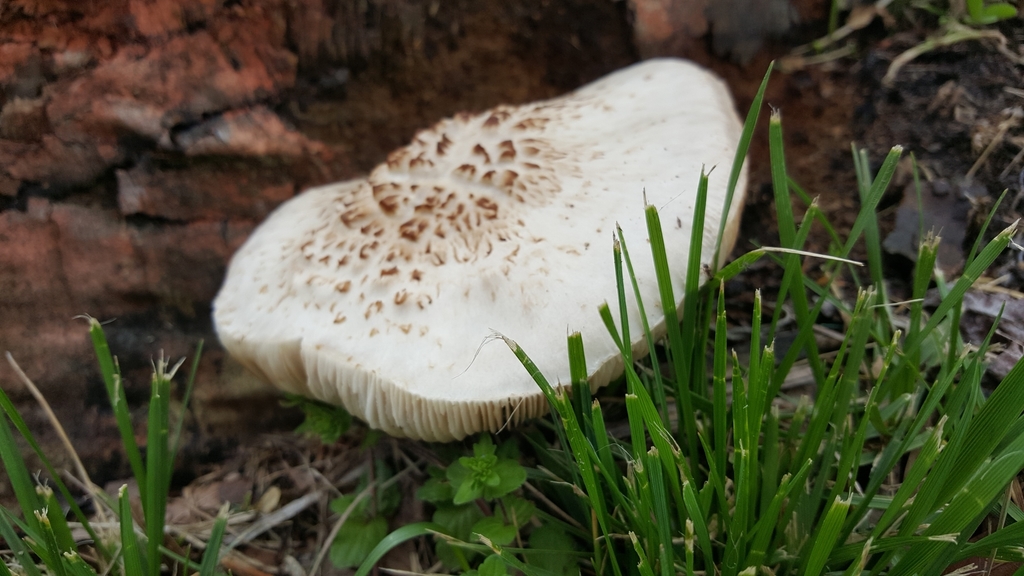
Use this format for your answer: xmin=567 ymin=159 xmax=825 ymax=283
xmin=499 ymin=66 xmax=1024 ymax=575
xmin=356 ymin=64 xmax=1024 ymax=575
xmin=795 ymin=1 xmax=1019 ymax=84
xmin=0 ymin=320 xmax=226 ymax=575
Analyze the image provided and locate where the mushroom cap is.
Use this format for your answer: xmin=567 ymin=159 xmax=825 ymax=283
xmin=213 ymin=58 xmax=746 ymax=442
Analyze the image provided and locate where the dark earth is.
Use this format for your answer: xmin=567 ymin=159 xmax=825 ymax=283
xmin=0 ymin=0 xmax=1023 ymax=573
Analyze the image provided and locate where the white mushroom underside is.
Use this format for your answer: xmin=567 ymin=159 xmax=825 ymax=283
xmin=214 ymin=58 xmax=746 ymax=442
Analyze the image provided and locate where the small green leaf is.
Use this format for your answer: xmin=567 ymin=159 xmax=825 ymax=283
xmin=286 ymin=395 xmax=351 ymax=443
xmin=496 ymin=438 xmax=521 ymax=460
xmin=433 ymin=503 xmax=485 ymax=541
xmin=449 ymin=436 xmax=526 ymax=504
xmin=501 ymin=495 xmax=536 ymax=528
xmin=478 ymin=554 xmax=510 ymax=576
xmin=966 ymin=0 xmax=1017 ymax=23
xmin=453 ymin=474 xmax=484 ymax=505
xmin=461 ymin=453 xmax=499 ymax=476
xmin=373 ymin=460 xmax=402 ymax=516
xmin=329 ymin=494 xmax=365 ymax=518
xmin=472 ymin=516 xmax=517 ymax=546
xmin=329 ymin=515 xmax=387 ymax=569
xmin=525 ymin=524 xmax=578 ymax=576
xmin=448 ymin=460 xmax=480 ymax=505
xmin=416 ymin=478 xmax=454 ymax=504
xmin=486 ymin=460 xmax=527 ymax=500
xmin=474 ymin=435 xmax=497 ymax=458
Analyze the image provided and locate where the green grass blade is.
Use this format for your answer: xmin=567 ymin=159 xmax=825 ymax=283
xmin=680 ymin=170 xmax=710 ymax=397
xmin=825 ymin=383 xmax=879 ymax=509
xmin=788 ymin=178 xmax=844 ymax=248
xmin=728 ymin=349 xmax=749 ymax=570
xmin=34 ymin=507 xmax=68 ymax=576
xmin=937 ymin=352 xmax=1024 ymax=504
xmin=0 ymin=508 xmax=43 ymax=576
xmin=590 ymin=400 xmax=616 ymax=482
xmin=503 ymin=334 xmax=624 ymax=576
xmin=964 ymin=189 xmax=1008 ymax=266
xmin=695 ymin=428 xmax=729 ymax=532
xmin=747 ymin=337 xmax=774 ymax=444
xmin=712 ymin=281 xmax=729 ymax=483
xmin=0 ymin=364 xmax=106 ymax=554
xmin=954 ymin=515 xmax=1024 ymax=561
xmin=839 ymin=146 xmax=903 ymax=259
xmin=613 ymin=236 xmax=632 ymax=367
xmin=0 ymin=400 xmax=42 ymax=534
xmin=616 ymin=226 xmax=669 ymax=423
xmin=646 ymin=449 xmax=673 ymax=576
xmin=881 ymin=354 xmax=1009 ymax=571
xmin=748 ymin=287 xmax=762 ymax=406
xmin=355 ymin=523 xmax=451 ymax=576
xmin=630 ymin=456 xmax=654 ymax=563
xmin=770 ymin=177 xmax=831 ymax=393
xmin=746 ymin=458 xmax=813 ymax=569
xmin=899 ymin=233 xmax=940 ymax=397
xmin=38 ymin=485 xmax=76 ymax=555
xmin=644 ymin=203 xmax=698 ymax=463
xmin=88 ymin=319 xmax=147 ymax=498
xmin=870 ymin=415 xmax=946 ymax=539
xmin=681 ymin=478 xmax=713 ymax=567
xmin=852 ymin=146 xmax=885 ymax=289
xmin=759 ymin=404 xmax=781 ymax=518
xmin=61 ymin=552 xmax=98 ymax=576
xmin=801 ymin=496 xmax=850 ymax=576
xmin=198 ymin=511 xmax=228 ymax=576
xmin=170 ymin=339 xmax=203 ymax=461
xmin=629 ymin=532 xmax=658 ymax=576
xmin=792 ymin=289 xmax=872 ymax=477
xmin=683 ymin=520 xmax=696 ymax=576
xmin=840 ymin=537 xmax=874 ymax=576
xmin=768 ymin=111 xmax=799 ymax=253
xmin=119 ymin=485 xmax=147 ymax=576
xmin=625 ymin=393 xmax=646 ymax=462
xmin=768 ymin=111 xmax=824 ymax=386
xmin=478 ymin=535 xmax=560 ymax=576
xmin=624 ymin=362 xmax=690 ymax=534
xmin=904 ymin=221 xmax=1016 ymax=360
xmin=946 ymin=189 xmax=1007 ymax=371
xmin=893 ymin=447 xmax=1024 ymax=576
xmin=145 ymin=362 xmax=172 ymax=576
xmin=714 ymin=61 xmax=773 ymax=272
xmin=712 ymin=249 xmax=768 ymax=284
xmin=568 ymin=332 xmax=593 ymax=438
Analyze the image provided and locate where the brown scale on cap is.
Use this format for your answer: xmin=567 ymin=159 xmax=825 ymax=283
xmin=295 ymin=104 xmax=581 ymax=333
xmin=290 ymin=101 xmax=593 ymax=338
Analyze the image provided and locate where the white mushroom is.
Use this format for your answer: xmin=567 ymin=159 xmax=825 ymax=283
xmin=213 ymin=58 xmax=746 ymax=442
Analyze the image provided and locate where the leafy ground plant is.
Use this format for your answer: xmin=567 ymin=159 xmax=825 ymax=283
xmin=804 ymin=0 xmax=1020 ymax=84
xmin=356 ymin=64 xmax=1024 ymax=575
xmin=504 ymin=97 xmax=1024 ymax=576
xmin=345 ymin=435 xmax=584 ymax=576
xmin=0 ymin=320 xmax=226 ymax=575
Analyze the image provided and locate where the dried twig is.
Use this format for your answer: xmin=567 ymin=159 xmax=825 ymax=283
xmin=308 ymin=461 xmax=418 ymax=575
xmin=226 ymin=490 xmax=324 ymax=549
xmin=5 ymin=352 xmax=110 ymax=523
